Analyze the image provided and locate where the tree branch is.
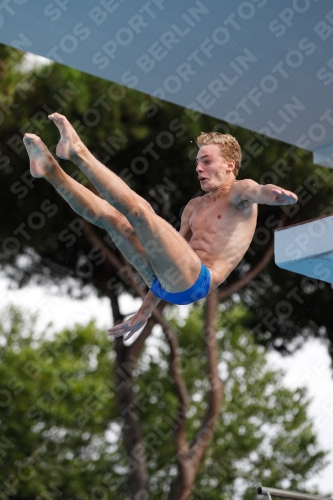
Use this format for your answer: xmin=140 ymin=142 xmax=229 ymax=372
xmin=190 ymin=289 xmax=224 ymax=467
xmin=104 ymin=289 xmax=150 ymax=499
xmin=172 ymin=290 xmax=223 ymax=500
xmin=81 ymin=219 xmax=144 ymax=293
xmin=160 ymin=317 xmax=189 ymax=454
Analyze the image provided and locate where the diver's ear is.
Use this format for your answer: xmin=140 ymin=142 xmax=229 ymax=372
xmin=227 ymin=159 xmax=236 ymax=173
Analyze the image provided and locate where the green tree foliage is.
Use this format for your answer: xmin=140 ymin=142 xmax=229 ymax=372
xmin=0 ymin=306 xmax=130 ymax=499
xmin=0 ymin=44 xmax=24 ymax=101
xmin=0 ymin=305 xmax=327 ymax=499
xmin=137 ymin=304 xmax=327 ymax=499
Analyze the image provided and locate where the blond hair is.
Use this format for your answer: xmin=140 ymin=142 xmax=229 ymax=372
xmin=196 ymin=132 xmax=242 ymax=177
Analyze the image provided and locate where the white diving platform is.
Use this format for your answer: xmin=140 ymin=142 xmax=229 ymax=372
xmin=274 ymin=214 xmax=333 ymax=284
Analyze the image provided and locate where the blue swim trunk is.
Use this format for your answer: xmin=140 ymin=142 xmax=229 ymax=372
xmin=150 ymin=263 xmax=211 ymax=305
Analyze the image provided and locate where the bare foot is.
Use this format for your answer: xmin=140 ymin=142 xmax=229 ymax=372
xmin=48 ymin=112 xmax=82 ymax=160
xmin=23 ymin=134 xmax=56 ymax=178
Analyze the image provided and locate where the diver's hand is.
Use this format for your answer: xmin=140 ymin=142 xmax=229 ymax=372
xmin=108 ymin=312 xmax=148 ymax=341
xmin=271 ymin=188 xmax=298 ymax=205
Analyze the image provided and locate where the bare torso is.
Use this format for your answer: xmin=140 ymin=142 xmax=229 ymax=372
xmin=186 ymin=181 xmax=258 ymax=289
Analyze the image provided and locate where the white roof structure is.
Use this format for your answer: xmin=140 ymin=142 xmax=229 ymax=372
xmin=0 ymin=0 xmax=333 ymax=167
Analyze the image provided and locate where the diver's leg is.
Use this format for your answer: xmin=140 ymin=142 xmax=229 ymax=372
xmin=48 ymin=114 xmax=201 ymax=292
xmin=23 ymin=133 xmax=155 ymax=286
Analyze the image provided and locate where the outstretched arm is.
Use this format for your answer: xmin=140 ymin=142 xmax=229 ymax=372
xmin=108 ymin=291 xmax=161 ymax=340
xmin=232 ymin=179 xmax=298 ymax=206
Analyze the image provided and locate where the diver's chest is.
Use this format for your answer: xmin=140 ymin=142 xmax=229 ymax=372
xmin=190 ymin=201 xmax=235 ymax=229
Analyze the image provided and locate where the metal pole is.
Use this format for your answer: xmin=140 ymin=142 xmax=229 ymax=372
xmin=257 ymin=486 xmax=333 ymax=500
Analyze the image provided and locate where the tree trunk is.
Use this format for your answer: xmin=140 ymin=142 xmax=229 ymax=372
xmin=115 ymin=339 xmax=149 ymax=499
xmin=171 ymin=290 xmax=224 ymax=500
xmin=110 ymin=292 xmax=150 ymax=500
xmin=83 ymin=221 xmax=152 ymax=498
xmin=171 ymin=465 xmax=197 ymax=500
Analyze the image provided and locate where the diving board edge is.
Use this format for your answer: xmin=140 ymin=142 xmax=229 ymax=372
xmin=274 ymin=214 xmax=333 ymax=284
